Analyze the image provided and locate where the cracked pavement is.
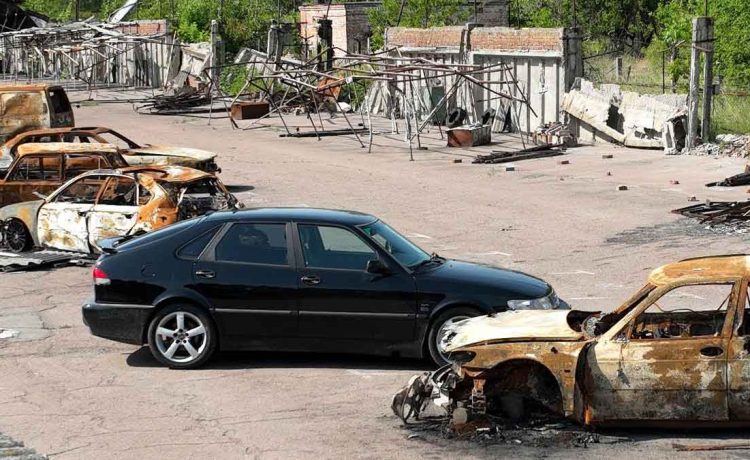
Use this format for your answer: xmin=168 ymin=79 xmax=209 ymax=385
xmin=2 ymin=99 xmax=750 ymax=458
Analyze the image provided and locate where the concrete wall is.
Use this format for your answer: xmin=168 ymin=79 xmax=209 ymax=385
xmin=385 ymin=25 xmax=581 ymax=133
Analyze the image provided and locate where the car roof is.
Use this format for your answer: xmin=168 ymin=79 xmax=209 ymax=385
xmin=77 ymin=165 xmax=211 ymax=182
xmin=16 ymin=142 xmax=119 ymax=156
xmin=206 ymin=207 xmax=377 ymax=225
xmin=0 ymin=84 xmax=58 ymax=92
xmin=648 ymin=255 xmax=750 ymax=286
xmin=7 ymin=126 xmax=105 ymax=140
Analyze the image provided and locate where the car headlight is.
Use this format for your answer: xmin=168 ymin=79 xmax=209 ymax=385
xmin=507 ymin=290 xmax=560 ymax=310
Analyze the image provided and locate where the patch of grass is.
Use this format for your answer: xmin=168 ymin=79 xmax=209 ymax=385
xmin=584 ymin=55 xmax=750 ymax=136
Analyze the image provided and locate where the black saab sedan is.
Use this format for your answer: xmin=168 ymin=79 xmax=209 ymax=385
xmin=82 ymin=208 xmax=563 ymax=368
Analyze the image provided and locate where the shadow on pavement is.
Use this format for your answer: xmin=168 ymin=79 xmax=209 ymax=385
xmin=126 ymin=346 xmax=432 ymax=371
xmin=225 ymin=185 xmax=255 ymax=193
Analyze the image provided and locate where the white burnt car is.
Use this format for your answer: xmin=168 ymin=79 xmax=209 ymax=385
xmin=0 ymin=165 xmax=239 ymax=253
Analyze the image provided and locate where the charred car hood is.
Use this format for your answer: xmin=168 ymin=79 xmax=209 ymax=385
xmin=442 ymin=310 xmax=585 ymax=352
xmin=124 ymin=145 xmax=216 ymax=161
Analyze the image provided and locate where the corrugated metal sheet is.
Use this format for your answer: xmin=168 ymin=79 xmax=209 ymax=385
xmin=0 ymin=250 xmax=89 ymax=272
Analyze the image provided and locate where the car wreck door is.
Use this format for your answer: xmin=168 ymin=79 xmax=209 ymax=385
xmin=87 ymin=176 xmax=141 ymax=250
xmin=37 ymin=175 xmax=107 ymax=253
xmin=727 ymin=279 xmax=750 ymax=420
xmin=584 ymin=282 xmax=736 ymax=423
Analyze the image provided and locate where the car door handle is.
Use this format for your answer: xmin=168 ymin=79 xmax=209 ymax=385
xmin=700 ymin=346 xmax=723 ymax=357
xmin=195 ymin=270 xmax=215 ymax=279
xmin=301 ymin=275 xmax=321 ymax=286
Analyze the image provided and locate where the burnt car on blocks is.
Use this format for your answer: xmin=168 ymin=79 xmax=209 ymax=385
xmin=393 ymin=254 xmax=750 ymax=427
xmin=82 ymin=208 xmax=564 ymax=369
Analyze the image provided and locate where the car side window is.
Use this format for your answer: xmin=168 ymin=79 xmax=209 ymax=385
xmin=98 ymin=176 xmax=138 ymax=206
xmin=64 ymin=153 xmax=110 ymax=179
xmin=55 ymin=176 xmax=106 ymax=204
xmin=298 ymin=224 xmax=376 ymax=270
xmin=214 ymin=223 xmax=288 ymax=265
xmin=177 ymin=226 xmax=221 ymax=260
xmin=630 ymin=283 xmax=734 ymax=340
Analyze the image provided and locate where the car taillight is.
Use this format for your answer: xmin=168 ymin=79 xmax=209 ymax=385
xmin=92 ymin=267 xmax=111 ymax=286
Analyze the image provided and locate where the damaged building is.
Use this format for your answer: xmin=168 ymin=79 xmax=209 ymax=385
xmin=0 ymin=0 xmax=46 ymax=32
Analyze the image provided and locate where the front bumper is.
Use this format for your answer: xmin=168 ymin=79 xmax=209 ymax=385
xmin=82 ymin=299 xmax=154 ymax=345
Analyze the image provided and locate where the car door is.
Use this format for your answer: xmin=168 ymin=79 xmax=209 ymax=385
xmin=0 ymin=154 xmax=62 ymax=206
xmin=191 ymin=222 xmax=298 ymax=348
xmin=87 ymin=175 xmax=140 ymax=249
xmin=727 ymin=278 xmax=750 ymax=420
xmin=295 ymin=223 xmax=417 ymax=343
xmin=584 ymin=281 xmax=737 ymax=422
xmin=37 ymin=175 xmax=107 ymax=253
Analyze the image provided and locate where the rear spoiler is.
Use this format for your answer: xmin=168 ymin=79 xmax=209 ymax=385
xmin=98 ymin=234 xmax=139 ymax=254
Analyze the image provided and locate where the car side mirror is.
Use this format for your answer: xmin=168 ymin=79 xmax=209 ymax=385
xmin=366 ymin=259 xmax=390 ymax=275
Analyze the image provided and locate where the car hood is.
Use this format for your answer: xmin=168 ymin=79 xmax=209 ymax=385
xmin=124 ymin=145 xmax=216 ymax=161
xmin=442 ymin=310 xmax=585 ymax=352
xmin=419 ymin=259 xmax=551 ymax=298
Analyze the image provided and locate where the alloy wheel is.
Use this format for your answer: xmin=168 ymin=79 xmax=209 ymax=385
xmin=154 ymin=311 xmax=208 ymax=364
xmin=5 ymin=220 xmax=29 ymax=253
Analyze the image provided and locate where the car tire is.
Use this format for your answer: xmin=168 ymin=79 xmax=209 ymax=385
xmin=147 ymin=304 xmax=216 ymax=369
xmin=427 ymin=307 xmax=480 ymax=366
xmin=4 ymin=219 xmax=30 ymax=253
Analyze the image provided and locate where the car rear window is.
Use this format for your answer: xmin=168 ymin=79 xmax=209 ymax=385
xmin=48 ymin=88 xmax=72 ymax=113
xmin=118 ymin=216 xmax=207 ymax=251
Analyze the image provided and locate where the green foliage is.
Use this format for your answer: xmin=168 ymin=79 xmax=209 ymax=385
xmin=654 ymin=0 xmax=750 ymax=87
xmin=368 ymin=0 xmax=469 ymax=50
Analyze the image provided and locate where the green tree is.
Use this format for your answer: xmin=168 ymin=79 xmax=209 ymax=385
xmin=368 ymin=0 xmax=469 ymax=50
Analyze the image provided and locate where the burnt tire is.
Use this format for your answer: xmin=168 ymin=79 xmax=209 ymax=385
xmin=4 ymin=219 xmax=30 ymax=253
xmin=446 ymin=108 xmax=467 ymax=128
xmin=427 ymin=307 xmax=480 ymax=366
xmin=147 ymin=304 xmax=216 ymax=369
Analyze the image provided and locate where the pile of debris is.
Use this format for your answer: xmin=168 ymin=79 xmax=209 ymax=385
xmin=561 ymin=78 xmax=687 ymax=153
xmin=473 ymin=144 xmax=566 ymax=164
xmin=687 ymin=134 xmax=750 ymax=158
xmin=673 ymin=200 xmax=750 ymax=229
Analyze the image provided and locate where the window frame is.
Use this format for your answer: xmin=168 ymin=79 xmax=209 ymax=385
xmin=96 ymin=175 xmax=141 ymax=207
xmin=203 ymin=221 xmax=293 ymax=267
xmin=6 ymin=154 xmax=61 ymax=182
xmin=294 ymin=222 xmax=382 ymax=272
xmin=175 ymin=225 xmax=223 ymax=261
xmin=618 ymin=280 xmax=742 ymax=342
xmin=50 ymin=174 xmax=110 ymax=204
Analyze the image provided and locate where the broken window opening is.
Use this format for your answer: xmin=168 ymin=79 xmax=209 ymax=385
xmin=629 ymin=283 xmax=735 ymax=340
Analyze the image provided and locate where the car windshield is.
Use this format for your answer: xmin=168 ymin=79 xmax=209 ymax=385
xmin=360 ymin=220 xmax=431 ymax=268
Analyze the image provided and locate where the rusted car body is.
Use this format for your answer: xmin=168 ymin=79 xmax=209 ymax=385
xmin=0 ymin=127 xmax=219 ymax=174
xmin=0 ymin=85 xmax=74 ymax=144
xmin=0 ymin=143 xmax=128 ymax=207
xmin=0 ymin=165 xmax=239 ymax=253
xmin=393 ymin=255 xmax=750 ymax=427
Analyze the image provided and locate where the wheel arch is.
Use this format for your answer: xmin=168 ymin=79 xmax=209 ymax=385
xmin=142 ymin=294 xmax=218 ymax=347
xmin=480 ymin=357 xmax=565 ymax=416
xmin=421 ymin=301 xmax=487 ymax=357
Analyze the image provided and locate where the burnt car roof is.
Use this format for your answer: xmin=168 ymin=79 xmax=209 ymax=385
xmin=16 ymin=142 xmax=119 ymax=156
xmin=5 ymin=126 xmax=108 ymax=141
xmin=649 ymin=254 xmax=750 ymax=286
xmin=0 ymin=84 xmax=61 ymax=92
xmin=75 ymin=165 xmax=213 ymax=182
xmin=206 ymin=207 xmax=378 ymax=225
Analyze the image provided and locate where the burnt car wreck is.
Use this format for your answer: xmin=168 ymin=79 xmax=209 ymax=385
xmin=393 ymin=255 xmax=750 ymax=428
xmin=0 ymin=165 xmax=239 ymax=253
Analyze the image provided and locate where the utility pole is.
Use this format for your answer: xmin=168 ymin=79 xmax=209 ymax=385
xmin=686 ymin=17 xmax=713 ymax=149
xmin=701 ymin=18 xmax=714 ymax=143
xmin=75 ymin=0 xmax=80 ymax=21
